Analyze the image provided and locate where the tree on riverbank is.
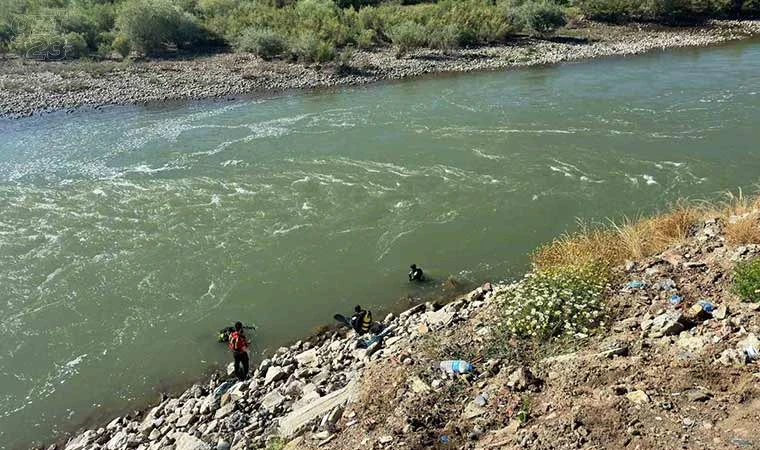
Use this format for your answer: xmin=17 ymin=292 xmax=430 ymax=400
xmin=0 ymin=0 xmax=757 ymax=61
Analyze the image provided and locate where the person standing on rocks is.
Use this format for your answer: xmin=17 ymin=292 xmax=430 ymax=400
xmin=409 ymin=264 xmax=424 ymax=282
xmin=228 ymin=321 xmax=250 ymax=381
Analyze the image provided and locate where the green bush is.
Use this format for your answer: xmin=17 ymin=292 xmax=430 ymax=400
xmin=388 ymin=20 xmax=425 ymax=54
xmin=295 ymin=0 xmax=351 ymax=46
xmin=290 ymin=33 xmax=336 ymax=62
xmin=112 ymin=33 xmax=131 ymax=57
xmin=356 ymin=27 xmax=377 ymax=49
xmin=430 ymin=0 xmax=513 ymax=45
xmin=577 ymin=0 xmax=738 ymax=22
xmin=116 ymin=0 xmax=206 ymax=54
xmin=427 ymin=23 xmax=460 ymax=50
xmin=511 ymin=0 xmax=567 ymax=34
xmin=576 ymin=0 xmax=641 ymax=22
xmin=64 ymin=31 xmax=88 ymax=57
xmin=497 ymin=264 xmax=607 ymax=339
xmin=235 ymin=28 xmax=288 ymax=58
xmin=733 ymin=258 xmax=760 ymax=302
xmin=742 ymin=0 xmax=760 ymax=13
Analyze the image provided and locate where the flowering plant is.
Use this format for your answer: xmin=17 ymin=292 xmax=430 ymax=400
xmin=497 ymin=264 xmax=607 ymax=339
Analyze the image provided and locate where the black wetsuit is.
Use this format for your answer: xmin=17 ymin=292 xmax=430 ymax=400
xmin=233 ymin=350 xmax=249 ymax=382
xmin=409 ymin=267 xmax=424 ymax=281
xmin=350 ymin=309 xmax=372 ymax=334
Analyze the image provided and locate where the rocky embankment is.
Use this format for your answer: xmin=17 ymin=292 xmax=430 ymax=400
xmin=58 ymin=284 xmax=499 ymax=450
xmin=56 ymin=212 xmax=760 ymax=450
xmin=2 ymin=20 xmax=760 ymax=119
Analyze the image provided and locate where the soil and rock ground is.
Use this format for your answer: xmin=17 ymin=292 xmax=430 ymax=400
xmin=2 ymin=20 xmax=760 ymax=119
xmin=54 ymin=199 xmax=760 ymax=450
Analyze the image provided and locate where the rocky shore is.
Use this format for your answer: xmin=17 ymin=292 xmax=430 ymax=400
xmin=58 ymin=283 xmax=501 ymax=450
xmin=2 ymin=20 xmax=760 ymax=119
xmin=55 ymin=207 xmax=760 ymax=450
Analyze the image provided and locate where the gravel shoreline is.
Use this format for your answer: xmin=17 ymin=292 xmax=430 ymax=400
xmin=1 ymin=20 xmax=759 ymax=119
xmin=57 ymin=285 xmax=500 ymax=450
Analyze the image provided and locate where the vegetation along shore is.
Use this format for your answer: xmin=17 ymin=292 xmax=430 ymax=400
xmin=2 ymin=0 xmax=760 ymax=118
xmin=51 ymin=191 xmax=760 ymax=450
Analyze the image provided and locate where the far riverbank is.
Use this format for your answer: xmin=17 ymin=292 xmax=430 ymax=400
xmin=1 ymin=20 xmax=759 ymax=119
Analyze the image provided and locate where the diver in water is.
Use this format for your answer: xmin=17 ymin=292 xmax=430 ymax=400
xmin=218 ymin=324 xmax=256 ymax=343
xmin=409 ymin=264 xmax=424 ymax=282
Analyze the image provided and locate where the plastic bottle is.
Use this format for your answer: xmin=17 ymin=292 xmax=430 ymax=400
xmin=697 ymin=300 xmax=715 ymax=313
xmin=440 ymin=360 xmax=473 ymax=375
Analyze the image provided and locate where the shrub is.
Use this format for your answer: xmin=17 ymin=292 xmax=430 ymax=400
xmin=112 ymin=34 xmax=131 ymax=57
xmin=63 ymin=32 xmax=88 ymax=57
xmin=59 ymin=11 xmax=99 ymax=50
xmin=576 ymin=0 xmax=644 ymax=22
xmin=511 ymin=0 xmax=567 ymax=34
xmin=235 ymin=28 xmax=288 ymax=58
xmin=388 ymin=20 xmax=425 ymax=54
xmin=116 ymin=0 xmax=206 ymax=54
xmin=427 ymin=23 xmax=460 ymax=50
xmin=497 ymin=264 xmax=607 ymax=339
xmin=295 ymin=0 xmax=352 ymax=46
xmin=431 ymin=0 xmax=513 ymax=45
xmin=356 ymin=28 xmax=377 ymax=49
xmin=734 ymin=258 xmax=760 ymax=302
xmin=742 ymin=0 xmax=760 ymax=13
xmin=10 ymin=32 xmax=73 ymax=59
xmin=290 ymin=34 xmax=336 ymax=63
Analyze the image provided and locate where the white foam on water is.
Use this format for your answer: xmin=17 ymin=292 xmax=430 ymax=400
xmin=641 ymin=175 xmax=658 ymax=185
xmin=550 ymin=166 xmax=574 ymax=178
xmin=472 ymin=148 xmax=504 ymax=160
xmin=271 ymin=223 xmax=312 ymax=236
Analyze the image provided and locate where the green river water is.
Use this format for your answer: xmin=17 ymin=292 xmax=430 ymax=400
xmin=1 ymin=40 xmax=760 ymax=449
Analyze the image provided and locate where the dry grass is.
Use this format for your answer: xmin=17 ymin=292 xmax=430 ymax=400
xmin=532 ymin=203 xmax=702 ymax=272
xmin=532 ymin=190 xmax=760 ymax=272
xmin=716 ymin=188 xmax=760 ymax=218
xmin=726 ymin=216 xmax=760 ymax=245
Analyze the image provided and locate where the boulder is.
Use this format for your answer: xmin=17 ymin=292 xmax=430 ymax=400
xmin=463 ymin=402 xmax=487 ymax=420
xmin=175 ymin=414 xmax=197 ymax=428
xmin=713 ymin=304 xmax=728 ymax=320
xmin=261 ymin=390 xmax=285 ymax=411
xmin=295 ymin=349 xmax=318 ymax=368
xmin=214 ymin=403 xmax=235 ymax=420
xmin=716 ymin=348 xmax=746 ymax=367
xmin=105 ymin=431 xmax=129 ymax=450
xmin=648 ymin=312 xmax=685 ymax=338
xmin=264 ymin=366 xmax=287 ymax=386
xmin=625 ymin=390 xmax=650 ymax=405
xmin=660 ymin=250 xmax=684 ymax=267
xmin=175 ymin=433 xmax=211 ymax=450
xmin=279 ymin=379 xmax=358 ymax=439
xmin=410 ymin=376 xmax=430 ymax=394
xmin=507 ymin=367 xmax=539 ymax=392
xmin=425 ymin=308 xmax=456 ymax=327
xmin=677 ymin=333 xmax=708 ymax=353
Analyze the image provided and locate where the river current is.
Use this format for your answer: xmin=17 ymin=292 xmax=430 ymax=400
xmin=1 ymin=40 xmax=759 ymax=449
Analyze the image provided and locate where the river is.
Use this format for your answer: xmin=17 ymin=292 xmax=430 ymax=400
xmin=1 ymin=40 xmax=759 ymax=449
